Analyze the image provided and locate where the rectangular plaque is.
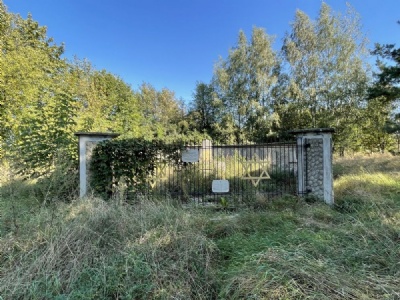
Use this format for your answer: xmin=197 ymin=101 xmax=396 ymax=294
xmin=182 ymin=149 xmax=199 ymax=163
xmin=212 ymin=180 xmax=229 ymax=193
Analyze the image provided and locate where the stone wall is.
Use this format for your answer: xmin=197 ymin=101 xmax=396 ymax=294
xmin=305 ymin=138 xmax=324 ymax=199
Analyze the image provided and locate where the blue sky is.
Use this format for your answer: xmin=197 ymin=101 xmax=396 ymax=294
xmin=5 ymin=0 xmax=400 ymax=103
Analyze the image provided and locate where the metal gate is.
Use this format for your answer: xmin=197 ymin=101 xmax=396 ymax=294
xmin=142 ymin=140 xmax=298 ymax=206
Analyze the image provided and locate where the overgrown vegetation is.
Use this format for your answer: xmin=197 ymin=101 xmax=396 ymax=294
xmin=90 ymin=140 xmax=297 ymax=204
xmin=0 ymin=196 xmax=217 ymax=299
xmin=208 ymin=154 xmax=400 ymax=299
xmin=0 ymin=1 xmax=198 ymax=176
xmin=1 ymin=154 xmax=399 ymax=299
xmin=89 ymin=138 xmax=185 ymax=198
xmin=1 ymin=1 xmax=400 ymax=179
xmin=1 ymin=0 xmax=400 ymax=298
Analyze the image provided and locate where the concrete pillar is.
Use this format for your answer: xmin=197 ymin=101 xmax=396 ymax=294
xmin=290 ymin=128 xmax=335 ymax=205
xmin=75 ymin=132 xmax=119 ymax=198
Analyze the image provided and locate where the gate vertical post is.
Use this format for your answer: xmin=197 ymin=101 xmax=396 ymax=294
xmin=290 ymin=128 xmax=335 ymax=205
xmin=75 ymin=132 xmax=119 ymax=198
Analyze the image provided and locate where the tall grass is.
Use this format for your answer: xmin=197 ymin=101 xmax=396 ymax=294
xmin=1 ymin=153 xmax=399 ymax=299
xmin=209 ymin=153 xmax=400 ymax=299
xmin=0 ymin=197 xmax=217 ymax=299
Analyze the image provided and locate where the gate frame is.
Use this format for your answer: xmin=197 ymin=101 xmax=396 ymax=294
xmin=76 ymin=129 xmax=334 ymax=205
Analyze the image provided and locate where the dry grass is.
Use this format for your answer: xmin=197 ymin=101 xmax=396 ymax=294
xmin=0 ymin=197 xmax=217 ymax=299
xmin=334 ymin=152 xmax=400 ymax=176
xmin=211 ymin=153 xmax=400 ymax=299
xmin=1 ymin=153 xmax=399 ymax=299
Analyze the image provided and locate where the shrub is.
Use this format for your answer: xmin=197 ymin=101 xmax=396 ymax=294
xmin=90 ymin=138 xmax=185 ymax=199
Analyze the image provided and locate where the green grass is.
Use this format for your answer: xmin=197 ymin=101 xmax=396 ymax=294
xmin=1 ymin=154 xmax=400 ymax=299
xmin=208 ymin=154 xmax=400 ymax=299
xmin=0 ymin=197 xmax=217 ymax=299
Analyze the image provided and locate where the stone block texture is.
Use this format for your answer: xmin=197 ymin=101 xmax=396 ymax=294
xmin=305 ymin=138 xmax=324 ymax=199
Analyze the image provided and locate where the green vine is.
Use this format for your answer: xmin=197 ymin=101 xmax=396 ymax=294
xmin=90 ymin=138 xmax=185 ymax=199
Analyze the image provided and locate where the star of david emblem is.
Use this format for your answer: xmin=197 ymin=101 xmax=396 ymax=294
xmin=242 ymin=153 xmax=271 ymax=187
xmin=148 ymin=160 xmax=169 ymax=188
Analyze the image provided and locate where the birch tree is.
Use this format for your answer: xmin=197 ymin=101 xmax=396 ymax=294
xmin=281 ymin=3 xmax=370 ymax=148
xmin=212 ymin=27 xmax=279 ymax=142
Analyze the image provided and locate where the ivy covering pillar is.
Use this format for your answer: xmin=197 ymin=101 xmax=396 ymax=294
xmin=75 ymin=132 xmax=119 ymax=198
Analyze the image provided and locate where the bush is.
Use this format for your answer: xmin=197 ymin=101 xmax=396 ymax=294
xmin=90 ymin=138 xmax=185 ymax=199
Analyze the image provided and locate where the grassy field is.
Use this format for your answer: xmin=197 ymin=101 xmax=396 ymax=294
xmin=0 ymin=154 xmax=399 ymax=299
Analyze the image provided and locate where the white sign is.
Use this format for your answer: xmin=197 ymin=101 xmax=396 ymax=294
xmin=182 ymin=149 xmax=199 ymax=163
xmin=212 ymin=180 xmax=229 ymax=193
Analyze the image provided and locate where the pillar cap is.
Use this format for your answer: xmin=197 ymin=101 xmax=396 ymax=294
xmin=74 ymin=132 xmax=120 ymax=138
xmin=288 ymin=128 xmax=335 ymax=135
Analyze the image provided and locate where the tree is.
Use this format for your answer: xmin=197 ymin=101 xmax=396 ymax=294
xmin=69 ymin=63 xmax=143 ymax=137
xmin=281 ymin=3 xmax=370 ymax=149
xmin=369 ymin=41 xmax=400 ymax=103
xmin=16 ymin=89 xmax=78 ymax=175
xmin=366 ymin=22 xmax=400 ymax=153
xmin=0 ymin=4 xmax=144 ymax=174
xmin=0 ymin=3 xmax=66 ymax=163
xmin=138 ymin=83 xmax=184 ymax=140
xmin=188 ymin=82 xmax=216 ymax=134
xmin=0 ymin=2 xmax=189 ymax=176
xmin=352 ymin=96 xmax=396 ymax=154
xmin=211 ymin=27 xmax=280 ymax=143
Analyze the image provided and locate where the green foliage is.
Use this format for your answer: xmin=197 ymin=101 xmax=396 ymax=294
xmin=188 ymin=82 xmax=217 ymax=135
xmin=0 ymin=5 xmax=186 ymax=175
xmin=370 ymin=40 xmax=400 ymax=103
xmin=15 ymin=90 xmax=78 ymax=176
xmin=71 ymin=65 xmax=144 ymax=137
xmin=367 ymin=26 xmax=400 ymax=153
xmin=197 ymin=27 xmax=280 ymax=143
xmin=2 ymin=0 xmax=399 ymax=172
xmin=280 ymin=3 xmax=370 ymax=149
xmin=137 ymin=83 xmax=186 ymax=140
xmin=190 ymin=3 xmax=381 ymax=151
xmin=0 ymin=4 xmax=65 ymax=160
xmin=358 ymin=97 xmax=396 ymax=153
xmin=219 ymin=196 xmax=228 ymax=208
xmin=90 ymin=138 xmax=185 ymax=198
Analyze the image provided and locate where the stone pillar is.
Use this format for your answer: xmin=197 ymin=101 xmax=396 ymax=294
xmin=290 ymin=128 xmax=334 ymax=205
xmin=75 ymin=132 xmax=119 ymax=198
